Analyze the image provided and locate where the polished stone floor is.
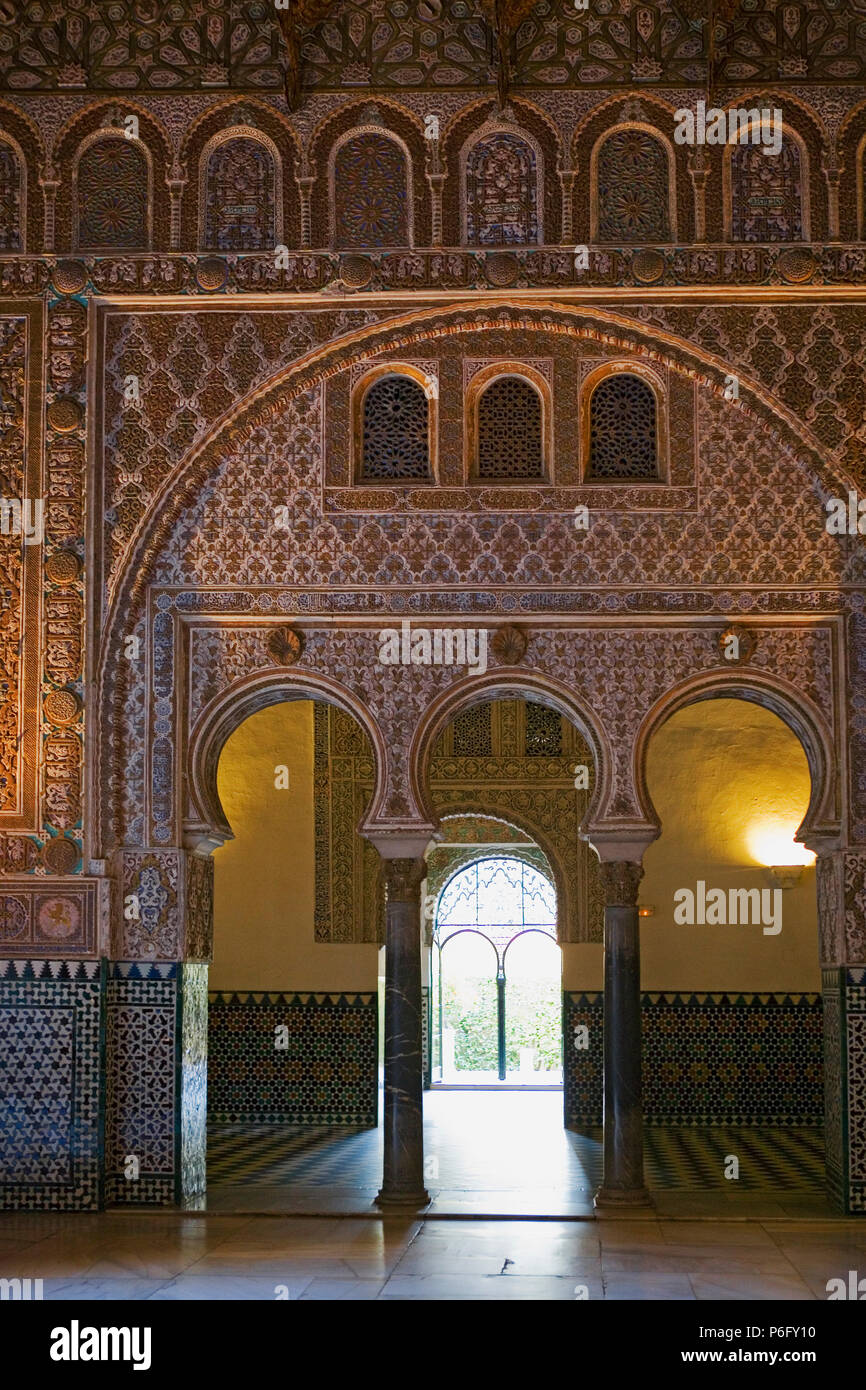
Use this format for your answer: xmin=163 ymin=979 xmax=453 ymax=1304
xmin=207 ymin=1090 xmax=828 ymax=1218
xmin=1 ymin=1091 xmax=846 ymax=1301
xmin=0 ymin=1212 xmax=863 ymax=1301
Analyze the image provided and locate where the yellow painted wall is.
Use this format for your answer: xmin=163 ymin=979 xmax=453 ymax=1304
xmin=562 ymin=698 xmax=819 ymax=993
xmin=214 ymin=698 xmax=818 ymax=997
xmin=211 ymin=701 xmax=379 ymax=991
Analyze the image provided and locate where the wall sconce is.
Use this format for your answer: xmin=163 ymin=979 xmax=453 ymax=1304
xmin=638 ymin=905 xmax=655 ymax=918
xmin=765 ymin=866 xmax=804 ymax=890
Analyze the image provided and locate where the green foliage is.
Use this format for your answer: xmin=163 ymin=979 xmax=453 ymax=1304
xmin=505 ymin=979 xmax=562 ymax=1071
xmin=444 ymin=978 xmax=498 ymax=1072
xmin=442 ymin=976 xmax=561 ymax=1074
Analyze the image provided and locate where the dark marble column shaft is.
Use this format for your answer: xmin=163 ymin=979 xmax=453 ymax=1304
xmin=596 ymin=860 xmax=651 ymax=1206
xmin=377 ymin=855 xmax=430 ymax=1208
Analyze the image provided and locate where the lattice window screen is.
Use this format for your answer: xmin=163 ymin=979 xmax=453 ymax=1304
xmin=452 ymin=704 xmax=493 ymax=756
xmin=361 ymin=374 xmax=431 ymax=480
xmin=525 ymin=704 xmax=563 ymax=757
xmin=477 ymin=376 xmax=544 ymax=479
xmin=587 ymin=373 xmax=658 ymax=480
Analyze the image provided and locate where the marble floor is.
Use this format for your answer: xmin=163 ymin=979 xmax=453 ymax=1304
xmin=206 ymin=1089 xmax=829 ymax=1218
xmin=0 ymin=1212 xmax=863 ymax=1301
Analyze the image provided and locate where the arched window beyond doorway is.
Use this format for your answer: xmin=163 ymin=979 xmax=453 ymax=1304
xmin=333 ymin=132 xmax=411 ymax=248
xmin=464 ymin=130 xmax=541 ymax=246
xmin=730 ymin=135 xmax=805 ymax=242
xmin=432 ymin=856 xmax=562 ymax=1086
xmin=595 ymin=127 xmax=672 ymax=243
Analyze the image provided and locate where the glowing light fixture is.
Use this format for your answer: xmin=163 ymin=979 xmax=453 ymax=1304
xmin=747 ymin=821 xmax=815 ymax=889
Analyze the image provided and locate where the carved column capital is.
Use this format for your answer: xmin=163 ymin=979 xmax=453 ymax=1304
xmin=383 ymin=856 xmax=427 ymax=904
xmin=599 ymin=860 xmax=644 ymax=908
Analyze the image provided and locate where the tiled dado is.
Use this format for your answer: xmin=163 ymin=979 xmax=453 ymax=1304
xmin=0 ymin=959 xmax=104 ymax=1211
xmin=0 ymin=959 xmax=206 ymax=1211
xmin=208 ymin=992 xmax=378 ymax=1126
xmin=823 ymin=967 xmax=866 ymax=1215
xmin=564 ymin=992 xmax=824 ymax=1129
xmin=105 ymin=962 xmax=207 ymax=1207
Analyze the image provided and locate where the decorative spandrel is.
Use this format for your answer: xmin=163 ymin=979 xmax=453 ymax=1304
xmin=597 ymin=130 xmax=670 ymax=243
xmin=465 ymin=133 xmax=539 ymax=246
xmin=361 ymin=374 xmax=431 ymax=481
xmin=334 ymin=134 xmax=409 ymax=249
xmin=731 ymin=139 xmax=804 ymax=243
xmin=204 ymin=138 xmax=276 ymax=252
xmin=477 ymin=375 xmax=544 ymax=478
xmin=588 ymin=373 xmax=658 ymax=480
xmin=77 ymin=138 xmax=147 ymax=249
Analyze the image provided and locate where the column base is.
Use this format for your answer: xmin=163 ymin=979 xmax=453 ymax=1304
xmin=375 ymin=1187 xmax=431 ymax=1211
xmin=593 ymin=1186 xmax=655 ymax=1216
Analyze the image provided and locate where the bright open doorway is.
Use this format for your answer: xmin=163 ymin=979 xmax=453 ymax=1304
xmin=430 ymin=856 xmax=562 ymax=1088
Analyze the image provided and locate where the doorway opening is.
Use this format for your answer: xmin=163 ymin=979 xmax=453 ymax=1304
xmin=431 ymin=855 xmax=562 ymax=1088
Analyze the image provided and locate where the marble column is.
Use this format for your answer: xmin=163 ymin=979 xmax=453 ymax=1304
xmin=596 ymin=860 xmax=652 ymax=1208
xmin=376 ymin=853 xmax=430 ymax=1208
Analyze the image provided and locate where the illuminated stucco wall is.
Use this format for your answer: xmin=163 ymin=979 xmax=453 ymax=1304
xmin=211 ymin=701 xmax=378 ymax=992
xmin=562 ymin=699 xmax=818 ymax=992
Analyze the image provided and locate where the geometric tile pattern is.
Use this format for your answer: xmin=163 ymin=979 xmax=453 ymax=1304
xmin=822 ymin=968 xmax=846 ymax=1210
xmin=847 ymin=967 xmax=866 ymax=1213
xmin=564 ymin=992 xmax=824 ymax=1128
xmin=641 ymin=1126 xmax=825 ymax=1192
xmin=208 ymin=992 xmax=377 ymax=1126
xmin=208 ymin=1123 xmax=378 ymax=1187
xmin=105 ymin=964 xmax=178 ymax=1206
xmin=206 ymin=1120 xmax=825 ymax=1194
xmin=0 ymin=959 xmax=104 ymax=1211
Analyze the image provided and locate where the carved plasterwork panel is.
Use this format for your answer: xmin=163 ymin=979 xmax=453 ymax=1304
xmin=0 ymin=309 xmax=42 ymax=833
xmin=119 ymin=611 xmax=838 ymax=852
